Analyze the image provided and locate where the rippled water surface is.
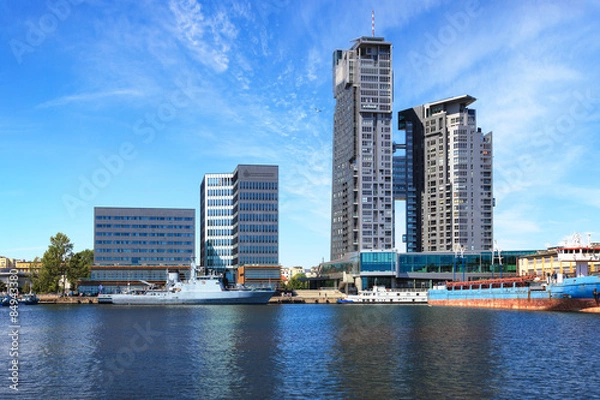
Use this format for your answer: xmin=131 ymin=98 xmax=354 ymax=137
xmin=1 ymin=304 xmax=599 ymax=399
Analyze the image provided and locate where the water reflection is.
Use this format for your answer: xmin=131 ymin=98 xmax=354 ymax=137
xmin=2 ymin=305 xmax=600 ymax=399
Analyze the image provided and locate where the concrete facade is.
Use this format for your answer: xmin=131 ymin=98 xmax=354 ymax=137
xmin=94 ymin=207 xmax=195 ymax=265
xmin=398 ymin=95 xmax=494 ymax=252
xmin=331 ymin=36 xmax=394 ymax=260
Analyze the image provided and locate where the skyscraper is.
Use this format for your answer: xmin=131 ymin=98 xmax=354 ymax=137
xmin=200 ymin=164 xmax=279 ymax=272
xmin=398 ymin=95 xmax=493 ymax=252
xmin=331 ymin=36 xmax=394 ymax=260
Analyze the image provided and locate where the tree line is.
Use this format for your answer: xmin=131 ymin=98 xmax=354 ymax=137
xmin=29 ymin=232 xmax=93 ymax=294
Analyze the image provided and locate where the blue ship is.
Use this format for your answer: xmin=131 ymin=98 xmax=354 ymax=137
xmin=428 ymin=275 xmax=600 ymax=311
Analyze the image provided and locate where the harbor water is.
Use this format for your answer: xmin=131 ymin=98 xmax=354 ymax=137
xmin=2 ymin=304 xmax=599 ymax=399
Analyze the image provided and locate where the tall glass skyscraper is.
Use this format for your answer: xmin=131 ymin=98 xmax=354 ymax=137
xmin=200 ymin=165 xmax=278 ymax=272
xmin=331 ymin=36 xmax=394 ymax=260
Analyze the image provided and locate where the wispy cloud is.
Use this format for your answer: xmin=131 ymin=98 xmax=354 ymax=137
xmin=168 ymin=0 xmax=238 ymax=73
xmin=36 ymin=89 xmax=145 ymax=109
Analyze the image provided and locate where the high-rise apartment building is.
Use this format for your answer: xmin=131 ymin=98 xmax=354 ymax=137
xmin=331 ymin=36 xmax=394 ymax=260
xmin=398 ymin=95 xmax=493 ymax=252
xmin=200 ymin=165 xmax=279 ymax=272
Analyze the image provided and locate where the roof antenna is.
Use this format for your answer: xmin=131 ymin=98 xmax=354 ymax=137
xmin=371 ymin=10 xmax=375 ymax=37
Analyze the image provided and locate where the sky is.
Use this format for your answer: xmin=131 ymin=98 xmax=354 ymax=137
xmin=1 ymin=0 xmax=600 ymax=268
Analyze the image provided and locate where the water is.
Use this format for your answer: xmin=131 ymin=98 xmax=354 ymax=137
xmin=1 ymin=304 xmax=599 ymax=399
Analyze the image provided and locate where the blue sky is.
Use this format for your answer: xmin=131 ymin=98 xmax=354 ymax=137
xmin=1 ymin=0 xmax=600 ymax=268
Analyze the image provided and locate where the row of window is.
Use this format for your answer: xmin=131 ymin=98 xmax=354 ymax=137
xmin=206 ymin=248 xmax=232 ymax=257
xmin=96 ymin=224 xmax=193 ymax=229
xmin=96 ymin=216 xmax=193 ymax=221
xmin=96 ymin=232 xmax=194 ymax=237
xmin=238 ymin=235 xmax=278 ymax=243
xmin=205 ymin=257 xmax=233 ymax=266
xmin=238 ymin=224 xmax=278 ymax=233
xmin=238 ymin=192 xmax=277 ymax=201
xmin=206 ymin=209 xmax=232 ymax=216
xmin=206 ymin=177 xmax=233 ymax=186
xmin=360 ymin=83 xmax=391 ymax=90
xmin=95 ymin=257 xmax=190 ymax=263
xmin=238 ymin=246 xmax=277 ymax=254
xmin=207 ymin=219 xmax=232 ymax=227
xmin=91 ymin=273 xmax=170 ymax=281
xmin=239 ymin=182 xmax=278 ymax=190
xmin=205 ymin=239 xmax=233 ymax=247
xmin=207 ymin=199 xmax=233 ymax=206
xmin=206 ymin=189 xmax=232 ymax=197
xmin=96 ymin=249 xmax=193 ymax=253
xmin=96 ymin=240 xmax=193 ymax=245
xmin=238 ymin=256 xmax=278 ymax=265
xmin=207 ymin=229 xmax=233 ymax=237
xmin=237 ymin=214 xmax=277 ymax=222
xmin=239 ymin=203 xmax=277 ymax=211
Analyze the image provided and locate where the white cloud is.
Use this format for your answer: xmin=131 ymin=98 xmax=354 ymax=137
xmin=168 ymin=0 xmax=237 ymax=73
xmin=36 ymin=89 xmax=144 ymax=108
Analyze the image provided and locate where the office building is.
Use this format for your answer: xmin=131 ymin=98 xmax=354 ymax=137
xmin=94 ymin=207 xmax=195 ymax=265
xmin=199 ymin=173 xmax=234 ymax=272
xmin=79 ymin=207 xmax=195 ymax=294
xmin=398 ymin=95 xmax=493 ymax=252
xmin=331 ymin=36 xmax=394 ymax=260
xmin=200 ymin=165 xmax=279 ymax=273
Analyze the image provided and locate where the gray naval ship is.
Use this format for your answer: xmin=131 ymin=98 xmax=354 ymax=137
xmin=99 ymin=263 xmax=275 ymax=305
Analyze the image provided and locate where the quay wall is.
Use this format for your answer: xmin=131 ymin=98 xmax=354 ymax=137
xmin=37 ymin=294 xmax=97 ymax=304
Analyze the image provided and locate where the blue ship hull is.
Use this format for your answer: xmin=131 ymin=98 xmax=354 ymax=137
xmin=428 ymin=275 xmax=600 ymax=311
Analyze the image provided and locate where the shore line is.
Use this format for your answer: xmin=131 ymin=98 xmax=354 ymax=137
xmin=25 ymin=294 xmax=600 ymax=312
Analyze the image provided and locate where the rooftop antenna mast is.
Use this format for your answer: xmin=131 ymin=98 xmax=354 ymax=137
xmin=372 ymin=10 xmax=375 ymax=37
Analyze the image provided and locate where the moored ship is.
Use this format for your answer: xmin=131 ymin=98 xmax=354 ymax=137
xmin=338 ymin=286 xmax=428 ymax=304
xmin=99 ymin=263 xmax=275 ymax=305
xmin=428 ymin=275 xmax=600 ymax=311
xmin=429 ymin=236 xmax=600 ymax=311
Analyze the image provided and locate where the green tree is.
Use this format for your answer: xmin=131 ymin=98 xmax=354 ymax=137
xmin=37 ymin=232 xmax=74 ymax=294
xmin=287 ymin=273 xmax=308 ymax=290
xmin=67 ymin=249 xmax=93 ymax=291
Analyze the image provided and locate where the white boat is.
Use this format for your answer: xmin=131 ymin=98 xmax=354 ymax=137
xmin=100 ymin=263 xmax=274 ymax=305
xmin=338 ymin=286 xmax=428 ymax=304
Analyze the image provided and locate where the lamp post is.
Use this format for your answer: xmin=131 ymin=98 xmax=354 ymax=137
xmin=453 ymin=246 xmax=458 ymax=281
xmin=460 ymin=246 xmax=465 ymax=282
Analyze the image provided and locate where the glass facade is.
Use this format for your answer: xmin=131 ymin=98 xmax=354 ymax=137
xmin=398 ymin=250 xmax=537 ymax=275
xmin=360 ymin=251 xmax=396 ymax=273
xmin=320 ymin=253 xmax=359 ymax=276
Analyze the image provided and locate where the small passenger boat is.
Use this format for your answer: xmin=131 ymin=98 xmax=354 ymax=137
xmin=337 ymin=286 xmax=428 ymax=304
